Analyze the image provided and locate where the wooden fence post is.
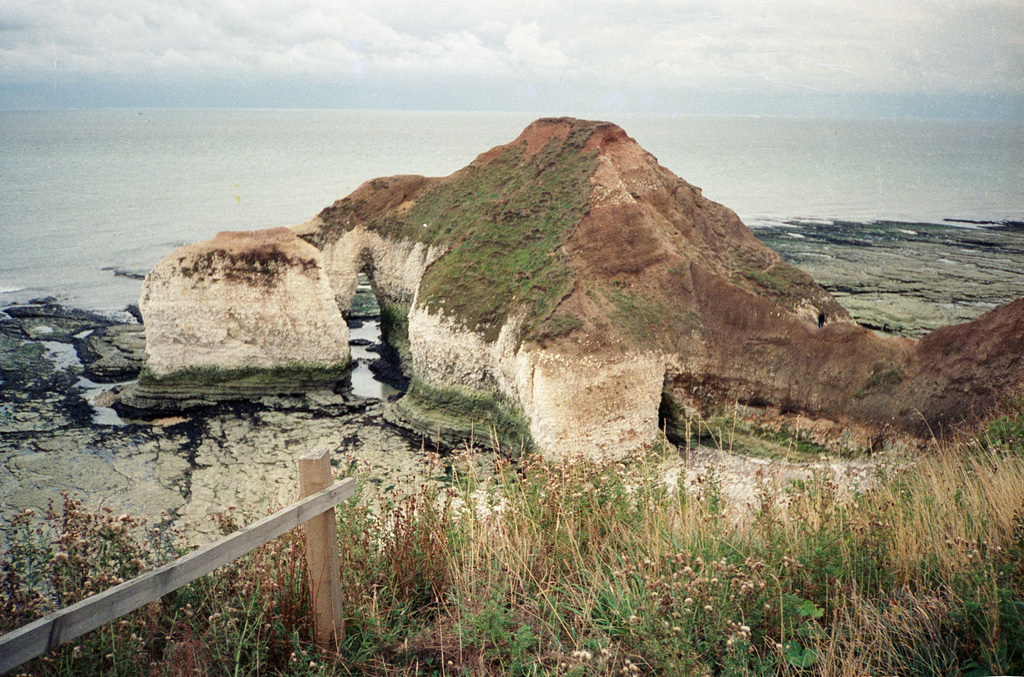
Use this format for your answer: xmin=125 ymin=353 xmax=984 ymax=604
xmin=298 ymin=447 xmax=345 ymax=650
xmin=0 ymin=478 xmax=355 ymax=675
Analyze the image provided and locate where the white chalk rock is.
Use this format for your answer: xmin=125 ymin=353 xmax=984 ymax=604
xmin=140 ymin=227 xmax=349 ymax=378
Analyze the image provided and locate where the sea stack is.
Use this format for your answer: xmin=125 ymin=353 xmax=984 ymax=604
xmin=132 ymin=227 xmax=349 ymax=405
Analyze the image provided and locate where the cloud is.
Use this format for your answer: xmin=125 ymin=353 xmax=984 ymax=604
xmin=0 ymin=0 xmax=1021 ymax=112
xmin=503 ymin=22 xmax=573 ymax=78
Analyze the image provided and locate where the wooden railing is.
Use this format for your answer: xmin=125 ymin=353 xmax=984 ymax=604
xmin=0 ymin=447 xmax=354 ymax=675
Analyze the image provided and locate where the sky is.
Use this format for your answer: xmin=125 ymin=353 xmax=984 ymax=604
xmin=1 ymin=0 xmax=1022 ymax=118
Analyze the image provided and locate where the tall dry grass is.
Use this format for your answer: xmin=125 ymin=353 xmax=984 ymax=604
xmin=327 ymin=418 xmax=1024 ymax=676
xmin=4 ymin=398 xmax=1023 ymax=675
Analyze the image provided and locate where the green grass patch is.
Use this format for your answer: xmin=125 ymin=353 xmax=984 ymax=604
xmin=530 ymin=311 xmax=584 ymax=347
xmin=736 ymin=263 xmax=827 ymax=313
xmin=983 ymin=393 xmax=1024 ymax=455
xmin=854 ymin=363 xmax=905 ymax=399
xmin=362 ymin=122 xmax=602 ymax=343
xmin=604 ymin=287 xmax=671 ymax=346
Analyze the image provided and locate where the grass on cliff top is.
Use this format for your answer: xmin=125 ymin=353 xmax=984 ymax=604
xmin=734 ymin=263 xmax=845 ymax=319
xmin=6 ymin=396 xmax=1024 ymax=676
xmin=366 ymin=123 xmax=601 ymax=343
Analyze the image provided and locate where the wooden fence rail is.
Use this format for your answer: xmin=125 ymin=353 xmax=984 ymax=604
xmin=0 ymin=457 xmax=355 ymax=675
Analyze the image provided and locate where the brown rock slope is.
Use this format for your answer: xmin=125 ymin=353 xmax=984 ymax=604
xmin=301 ymin=117 xmax=1022 ymax=451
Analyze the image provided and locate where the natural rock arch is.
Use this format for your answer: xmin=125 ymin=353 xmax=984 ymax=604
xmin=135 ymin=118 xmax=1024 ymax=457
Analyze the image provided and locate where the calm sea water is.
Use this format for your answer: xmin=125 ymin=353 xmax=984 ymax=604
xmin=2 ymin=109 xmax=1022 ymax=315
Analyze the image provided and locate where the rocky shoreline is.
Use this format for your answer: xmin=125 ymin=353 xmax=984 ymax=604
xmin=0 ymin=297 xmax=453 ymax=543
xmin=754 ymin=219 xmax=1024 ymax=337
xmin=3 ymin=219 xmax=1024 ymax=541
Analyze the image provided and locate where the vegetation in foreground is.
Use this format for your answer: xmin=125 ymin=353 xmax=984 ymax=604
xmin=3 ymin=398 xmax=1024 ymax=676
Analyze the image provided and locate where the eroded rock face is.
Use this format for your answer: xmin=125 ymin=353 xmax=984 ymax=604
xmin=303 ymin=117 xmax=1024 ymax=457
xmin=137 ymin=118 xmax=1024 ymax=457
xmin=140 ymin=227 xmax=349 ymax=378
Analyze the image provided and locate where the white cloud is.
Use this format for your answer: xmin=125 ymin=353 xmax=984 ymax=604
xmin=0 ymin=0 xmax=1021 ymax=106
xmin=504 ymin=21 xmax=573 ymax=78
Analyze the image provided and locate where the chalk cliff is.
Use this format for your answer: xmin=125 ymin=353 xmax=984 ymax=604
xmin=135 ymin=118 xmax=1024 ymax=456
xmin=129 ymin=227 xmax=349 ymax=408
xmin=302 ymin=118 xmax=1023 ymax=455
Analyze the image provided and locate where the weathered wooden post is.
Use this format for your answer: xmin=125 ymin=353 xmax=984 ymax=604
xmin=298 ymin=447 xmax=345 ymax=649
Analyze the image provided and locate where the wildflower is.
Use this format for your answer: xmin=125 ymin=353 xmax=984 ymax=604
xmin=704 ymin=605 xmax=713 ymax=612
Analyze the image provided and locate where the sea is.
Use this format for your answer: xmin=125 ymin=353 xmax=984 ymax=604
xmin=2 ymin=109 xmax=1023 ymax=316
